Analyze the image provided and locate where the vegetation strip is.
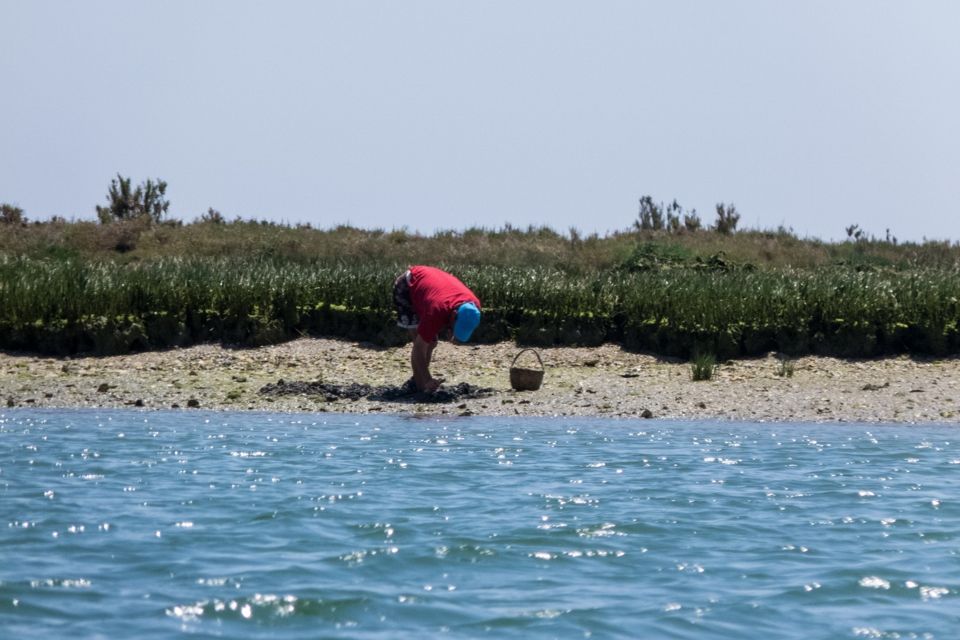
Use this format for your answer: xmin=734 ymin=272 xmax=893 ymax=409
xmin=2 ymin=254 xmax=957 ymax=358
xmin=2 ymin=201 xmax=959 ymax=359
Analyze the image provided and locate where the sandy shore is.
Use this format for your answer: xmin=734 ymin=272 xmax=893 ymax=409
xmin=2 ymin=338 xmax=960 ymax=423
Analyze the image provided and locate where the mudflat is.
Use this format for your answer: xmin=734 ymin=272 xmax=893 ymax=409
xmin=2 ymin=338 xmax=959 ymax=423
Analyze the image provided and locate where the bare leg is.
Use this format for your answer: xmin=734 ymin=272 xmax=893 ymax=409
xmin=411 ymin=334 xmax=440 ymax=392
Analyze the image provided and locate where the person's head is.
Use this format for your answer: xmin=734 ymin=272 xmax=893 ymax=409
xmin=452 ymin=302 xmax=481 ymax=343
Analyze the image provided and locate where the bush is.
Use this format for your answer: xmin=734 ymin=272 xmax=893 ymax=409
xmin=1 ymin=203 xmax=25 ymax=225
xmin=714 ymin=203 xmax=740 ymax=234
xmin=96 ymin=174 xmax=169 ymax=224
xmin=200 ymin=208 xmax=225 ymax=224
xmin=635 ymin=196 xmax=664 ymax=231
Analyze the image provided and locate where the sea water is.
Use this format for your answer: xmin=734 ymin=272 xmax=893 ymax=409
xmin=1 ymin=410 xmax=958 ymax=639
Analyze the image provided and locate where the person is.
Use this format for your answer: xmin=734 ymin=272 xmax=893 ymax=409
xmin=393 ymin=265 xmax=481 ymax=392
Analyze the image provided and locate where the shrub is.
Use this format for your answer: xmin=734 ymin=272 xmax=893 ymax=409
xmin=665 ymin=200 xmax=683 ymax=233
xmin=846 ymin=224 xmax=864 ymax=241
xmin=96 ymin=174 xmax=169 ymax=224
xmin=636 ymin=196 xmax=704 ymax=235
xmin=635 ymin=195 xmax=664 ymax=231
xmin=201 ymin=208 xmax=225 ymax=224
xmin=683 ymin=211 xmax=701 ymax=232
xmin=714 ymin=203 xmax=740 ymax=234
xmin=1 ymin=203 xmax=25 ymax=225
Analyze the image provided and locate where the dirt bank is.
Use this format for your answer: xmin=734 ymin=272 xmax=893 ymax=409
xmin=2 ymin=338 xmax=959 ymax=423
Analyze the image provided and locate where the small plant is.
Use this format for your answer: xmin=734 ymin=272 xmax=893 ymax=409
xmin=636 ymin=196 xmax=701 ymax=234
xmin=201 ymin=207 xmax=225 ymax=224
xmin=845 ymin=224 xmax=867 ymax=242
xmin=775 ymin=356 xmax=795 ymax=378
xmin=665 ymin=200 xmax=683 ymax=233
xmin=1 ymin=203 xmax=26 ymax=225
xmin=635 ymin=195 xmax=664 ymax=231
xmin=690 ymin=352 xmax=717 ymax=381
xmin=714 ymin=203 xmax=740 ymax=234
xmin=96 ymin=174 xmax=169 ymax=224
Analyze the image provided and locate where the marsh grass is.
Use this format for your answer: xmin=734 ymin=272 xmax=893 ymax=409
xmin=690 ymin=353 xmax=718 ymax=381
xmin=776 ymin=357 xmax=796 ymax=378
xmin=1 ymin=256 xmax=959 ymax=356
xmin=2 ymin=221 xmax=960 ymax=356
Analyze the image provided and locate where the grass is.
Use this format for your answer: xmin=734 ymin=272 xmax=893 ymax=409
xmin=775 ymin=357 xmax=796 ymax=378
xmin=1 ymin=220 xmax=959 ymax=357
xmin=2 ymin=256 xmax=960 ymax=356
xmin=2 ymin=217 xmax=959 ymax=271
xmin=690 ymin=353 xmax=717 ymax=381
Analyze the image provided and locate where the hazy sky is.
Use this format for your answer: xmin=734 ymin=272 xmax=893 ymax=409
xmin=2 ymin=1 xmax=958 ymax=241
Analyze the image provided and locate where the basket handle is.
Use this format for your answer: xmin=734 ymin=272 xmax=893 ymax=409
xmin=511 ymin=348 xmax=544 ymax=371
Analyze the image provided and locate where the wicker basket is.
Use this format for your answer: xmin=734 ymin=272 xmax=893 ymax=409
xmin=510 ymin=348 xmax=545 ymax=391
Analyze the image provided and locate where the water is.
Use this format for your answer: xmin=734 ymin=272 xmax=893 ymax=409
xmin=1 ymin=410 xmax=958 ymax=639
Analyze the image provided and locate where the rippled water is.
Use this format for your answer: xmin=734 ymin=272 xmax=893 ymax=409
xmin=1 ymin=410 xmax=958 ymax=638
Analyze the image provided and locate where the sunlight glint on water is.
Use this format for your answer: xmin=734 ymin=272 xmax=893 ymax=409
xmin=1 ymin=409 xmax=958 ymax=638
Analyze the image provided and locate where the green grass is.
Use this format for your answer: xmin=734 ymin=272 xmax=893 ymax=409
xmin=690 ymin=353 xmax=717 ymax=381
xmin=1 ymin=252 xmax=958 ymax=357
xmin=2 ymin=218 xmax=959 ymax=356
xmin=775 ymin=357 xmax=796 ymax=378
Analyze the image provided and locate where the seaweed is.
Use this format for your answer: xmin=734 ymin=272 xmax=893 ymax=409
xmin=258 ymin=378 xmax=493 ymax=404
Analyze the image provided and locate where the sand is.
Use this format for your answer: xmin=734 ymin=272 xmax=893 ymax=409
xmin=2 ymin=338 xmax=959 ymax=423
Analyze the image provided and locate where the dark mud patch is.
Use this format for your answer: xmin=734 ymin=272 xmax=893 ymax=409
xmin=259 ymin=378 xmax=494 ymax=403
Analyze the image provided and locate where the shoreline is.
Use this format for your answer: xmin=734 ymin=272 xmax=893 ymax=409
xmin=2 ymin=338 xmax=959 ymax=424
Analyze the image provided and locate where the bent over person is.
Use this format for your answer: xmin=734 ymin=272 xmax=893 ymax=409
xmin=393 ymin=265 xmax=482 ymax=392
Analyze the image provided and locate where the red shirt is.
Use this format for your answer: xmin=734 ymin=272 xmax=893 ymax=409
xmin=408 ymin=266 xmax=481 ymax=343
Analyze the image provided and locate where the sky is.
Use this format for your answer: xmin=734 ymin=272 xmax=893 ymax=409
xmin=2 ymin=1 xmax=958 ymax=242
